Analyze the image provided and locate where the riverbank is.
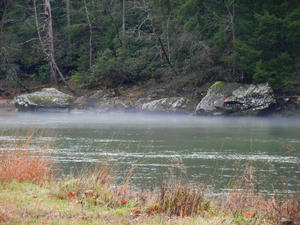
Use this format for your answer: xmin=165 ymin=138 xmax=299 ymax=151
xmin=0 ymin=145 xmax=299 ymax=224
xmin=1 ymin=179 xmax=293 ymax=225
xmin=1 ymin=174 xmax=299 ymax=225
xmin=0 ymin=98 xmax=14 ymax=109
xmin=5 ymin=80 xmax=300 ymax=116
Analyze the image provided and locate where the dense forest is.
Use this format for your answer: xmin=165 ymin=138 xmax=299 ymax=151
xmin=0 ymin=0 xmax=299 ymax=94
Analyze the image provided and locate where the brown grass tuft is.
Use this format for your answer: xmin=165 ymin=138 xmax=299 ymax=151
xmin=0 ymin=133 xmax=52 ymax=183
xmin=220 ymin=190 xmax=300 ymax=224
xmin=271 ymin=199 xmax=300 ymax=225
xmin=54 ymin=166 xmax=117 ymax=206
xmin=0 ymin=208 xmax=11 ymax=223
xmin=158 ymin=182 xmax=208 ymax=217
xmin=0 ymin=149 xmax=52 ymax=183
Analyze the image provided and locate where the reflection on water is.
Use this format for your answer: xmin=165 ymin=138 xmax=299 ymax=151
xmin=0 ymin=111 xmax=299 ymax=195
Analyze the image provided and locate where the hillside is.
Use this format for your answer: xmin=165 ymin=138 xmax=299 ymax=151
xmin=0 ymin=0 xmax=299 ymax=98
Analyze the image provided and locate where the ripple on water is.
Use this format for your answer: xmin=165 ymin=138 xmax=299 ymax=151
xmin=1 ymin=113 xmax=300 ymax=195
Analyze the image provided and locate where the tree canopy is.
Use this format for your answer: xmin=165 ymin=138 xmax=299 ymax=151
xmin=0 ymin=0 xmax=299 ymax=93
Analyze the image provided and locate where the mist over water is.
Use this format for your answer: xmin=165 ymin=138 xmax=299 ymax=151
xmin=0 ymin=110 xmax=299 ymax=195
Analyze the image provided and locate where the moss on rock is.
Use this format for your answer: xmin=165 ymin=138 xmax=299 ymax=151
xmin=209 ymin=81 xmax=228 ymax=90
xmin=14 ymin=88 xmax=73 ymax=111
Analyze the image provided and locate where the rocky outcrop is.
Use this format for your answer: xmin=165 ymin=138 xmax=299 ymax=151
xmin=73 ymin=86 xmax=194 ymax=113
xmin=195 ymin=81 xmax=276 ymax=115
xmin=93 ymin=97 xmax=132 ymax=112
xmin=73 ymin=89 xmax=133 ymax=112
xmin=72 ymin=81 xmax=277 ymax=115
xmin=73 ymin=89 xmax=193 ymax=114
xmin=138 ymin=97 xmax=191 ymax=113
xmin=73 ymin=90 xmax=106 ymax=109
xmin=272 ymin=96 xmax=300 ymax=116
xmin=14 ymin=88 xmax=73 ymax=111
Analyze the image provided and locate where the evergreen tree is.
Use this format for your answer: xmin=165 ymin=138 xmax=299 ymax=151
xmin=0 ymin=0 xmax=299 ymax=93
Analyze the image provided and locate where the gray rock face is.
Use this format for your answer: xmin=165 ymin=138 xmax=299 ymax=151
xmin=73 ymin=89 xmax=133 ymax=112
xmin=74 ymin=89 xmax=192 ymax=113
xmin=93 ymin=97 xmax=131 ymax=113
xmin=73 ymin=90 xmax=106 ymax=109
xmin=14 ymin=88 xmax=73 ymax=111
xmin=139 ymin=97 xmax=191 ymax=113
xmin=271 ymin=96 xmax=300 ymax=116
xmin=195 ymin=82 xmax=275 ymax=115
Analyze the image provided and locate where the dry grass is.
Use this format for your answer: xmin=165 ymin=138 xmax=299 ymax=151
xmin=158 ymin=182 xmax=208 ymax=217
xmin=217 ymin=176 xmax=300 ymax=225
xmin=0 ymin=150 xmax=52 ymax=183
xmin=219 ymin=190 xmax=300 ymax=224
xmin=0 ymin=133 xmax=52 ymax=183
xmin=0 ymin=208 xmax=11 ymax=224
xmin=53 ymin=166 xmax=119 ymax=207
xmin=218 ymin=163 xmax=300 ymax=225
xmin=275 ymin=199 xmax=300 ymax=224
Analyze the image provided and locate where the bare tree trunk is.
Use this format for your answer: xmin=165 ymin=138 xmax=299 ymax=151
xmin=49 ymin=61 xmax=57 ymax=84
xmin=225 ymin=0 xmax=236 ymax=75
xmin=226 ymin=0 xmax=235 ymax=42
xmin=44 ymin=0 xmax=57 ymax=84
xmin=34 ymin=0 xmax=77 ymax=95
xmin=83 ymin=0 xmax=93 ymax=70
xmin=0 ymin=1 xmax=8 ymax=66
xmin=0 ymin=1 xmax=8 ymax=40
xmin=122 ymin=0 xmax=126 ymax=46
xmin=149 ymin=17 xmax=178 ymax=76
xmin=137 ymin=2 xmax=177 ymax=75
xmin=232 ymin=0 xmax=235 ymax=42
xmin=65 ymin=0 xmax=72 ymax=53
xmin=166 ymin=16 xmax=170 ymax=62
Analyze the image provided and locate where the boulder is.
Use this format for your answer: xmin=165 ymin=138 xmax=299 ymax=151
xmin=93 ymin=97 xmax=132 ymax=113
xmin=271 ymin=96 xmax=300 ymax=116
xmin=195 ymin=81 xmax=276 ymax=115
xmin=139 ymin=97 xmax=191 ymax=113
xmin=73 ymin=95 xmax=92 ymax=109
xmin=14 ymin=88 xmax=73 ymax=111
xmin=73 ymin=90 xmax=106 ymax=109
xmin=73 ymin=89 xmax=133 ymax=112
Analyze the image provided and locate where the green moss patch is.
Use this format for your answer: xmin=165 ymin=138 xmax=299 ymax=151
xmin=209 ymin=81 xmax=228 ymax=90
xmin=27 ymin=95 xmax=54 ymax=106
xmin=27 ymin=94 xmax=71 ymax=106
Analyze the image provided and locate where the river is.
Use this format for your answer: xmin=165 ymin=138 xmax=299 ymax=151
xmin=0 ymin=110 xmax=299 ymax=195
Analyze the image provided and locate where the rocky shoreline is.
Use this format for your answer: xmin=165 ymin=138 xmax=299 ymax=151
xmin=4 ymin=82 xmax=300 ymax=116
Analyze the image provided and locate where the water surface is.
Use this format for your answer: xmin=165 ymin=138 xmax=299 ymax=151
xmin=0 ymin=111 xmax=299 ymax=195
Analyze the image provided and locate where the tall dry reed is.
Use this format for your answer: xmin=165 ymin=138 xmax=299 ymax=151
xmin=158 ymin=182 xmax=207 ymax=216
xmin=0 ymin=132 xmax=52 ymax=183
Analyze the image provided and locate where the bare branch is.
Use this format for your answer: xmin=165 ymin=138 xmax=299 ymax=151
xmin=34 ymin=0 xmax=78 ymax=95
xmin=83 ymin=0 xmax=93 ymax=69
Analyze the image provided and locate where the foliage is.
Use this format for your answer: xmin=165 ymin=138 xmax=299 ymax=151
xmin=0 ymin=0 xmax=299 ymax=93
